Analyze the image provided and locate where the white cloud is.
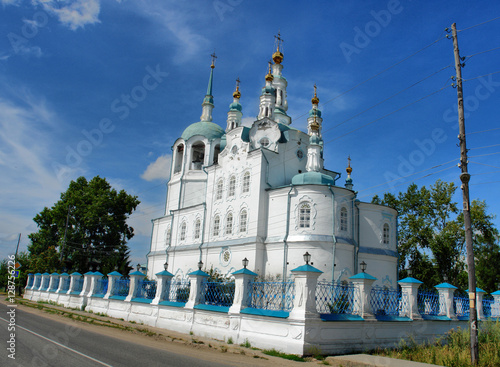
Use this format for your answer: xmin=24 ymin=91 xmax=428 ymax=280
xmin=241 ymin=116 xmax=255 ymax=127
xmin=34 ymin=0 xmax=101 ymax=31
xmin=141 ymin=154 xmax=172 ymax=181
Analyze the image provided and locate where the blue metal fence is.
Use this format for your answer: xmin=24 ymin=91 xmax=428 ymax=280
xmin=61 ymin=277 xmax=71 ymax=291
xmin=248 ymin=281 xmax=295 ymax=312
xmin=94 ymin=278 xmax=108 ymax=296
xmin=166 ymin=279 xmax=190 ymax=303
xmin=483 ymin=295 xmax=493 ymax=318
xmin=200 ymin=280 xmax=235 ymax=307
xmin=49 ymin=277 xmax=60 ymax=292
xmin=114 ymin=278 xmax=130 ymax=297
xmin=316 ymin=281 xmax=358 ymax=314
xmin=34 ymin=277 xmax=41 ymax=289
xmin=370 ymin=286 xmax=408 ymax=317
xmin=27 ymin=277 xmax=34 ymax=288
xmin=41 ymin=277 xmax=50 ymax=291
xmin=136 ymin=280 xmax=157 ymax=299
xmin=417 ymin=289 xmax=441 ymax=316
xmin=453 ymin=291 xmax=469 ymax=318
xmin=73 ymin=277 xmax=84 ymax=293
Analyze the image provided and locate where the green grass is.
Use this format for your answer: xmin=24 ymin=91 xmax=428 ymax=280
xmin=240 ymin=338 xmax=251 ymax=348
xmin=371 ymin=321 xmax=500 ymax=367
xmin=262 ymin=348 xmax=306 ymax=362
xmin=227 ymin=336 xmax=233 ymax=344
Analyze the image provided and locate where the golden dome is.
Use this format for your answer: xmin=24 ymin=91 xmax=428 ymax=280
xmin=272 ymin=50 xmax=283 ymax=64
xmin=265 ymin=61 xmax=274 ymax=81
xmin=233 ymin=89 xmax=241 ymax=99
xmin=346 ymin=156 xmax=352 ymax=174
xmin=311 ymin=84 xmax=319 ymax=104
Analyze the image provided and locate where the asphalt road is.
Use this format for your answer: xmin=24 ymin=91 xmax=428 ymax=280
xmin=0 ymin=302 xmax=229 ymax=367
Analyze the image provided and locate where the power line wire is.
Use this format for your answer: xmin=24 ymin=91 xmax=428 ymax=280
xmin=464 ymin=70 xmax=500 ymax=82
xmin=468 ymin=151 xmax=500 ymax=158
xmin=467 ymin=127 xmax=500 ymax=135
xmin=457 ymin=16 xmax=500 ymax=32
xmin=469 ymin=161 xmax=500 ymax=170
xmin=469 ymin=143 xmax=500 ymax=150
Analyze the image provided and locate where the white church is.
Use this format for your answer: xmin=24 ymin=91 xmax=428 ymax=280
xmin=147 ymin=41 xmax=398 ymax=286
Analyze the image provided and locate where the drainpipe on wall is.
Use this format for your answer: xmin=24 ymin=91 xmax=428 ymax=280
xmin=353 ymin=197 xmax=360 ymax=274
xmin=261 ymin=150 xmax=271 ymax=188
xmin=199 ymin=164 xmax=212 ymax=263
xmin=328 ymin=185 xmax=337 ymax=283
xmin=283 ymin=185 xmax=294 ymax=282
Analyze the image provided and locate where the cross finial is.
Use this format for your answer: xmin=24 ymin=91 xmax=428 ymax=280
xmin=274 ymin=31 xmax=284 ymax=51
xmin=314 ymin=84 xmax=317 ymax=97
xmin=210 ymin=51 xmax=217 ymax=68
xmin=348 ymin=155 xmax=351 ymax=167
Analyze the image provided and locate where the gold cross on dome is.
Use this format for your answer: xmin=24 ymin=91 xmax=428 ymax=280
xmin=274 ymin=31 xmax=284 ymax=51
xmin=210 ymin=51 xmax=217 ymax=67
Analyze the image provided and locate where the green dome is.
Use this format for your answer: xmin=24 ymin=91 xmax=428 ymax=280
xmin=292 ymin=171 xmax=335 ymax=186
xmin=309 ymin=108 xmax=322 ymax=118
xmin=181 ymin=121 xmax=225 ymax=141
xmin=229 ymin=101 xmax=242 ymax=111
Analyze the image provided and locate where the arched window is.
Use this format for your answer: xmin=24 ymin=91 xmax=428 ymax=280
xmin=216 ymin=179 xmax=223 ymax=200
xmin=174 ymin=144 xmax=184 ymax=173
xmin=239 ymin=209 xmax=247 ymax=233
xmin=242 ymin=172 xmax=250 ymax=193
xmin=213 ymin=215 xmax=220 ymax=236
xmin=228 ymin=176 xmax=236 ymax=197
xmin=179 ymin=222 xmax=187 ymax=242
xmin=226 ymin=212 xmax=233 ymax=235
xmin=194 ymin=219 xmax=201 ymax=240
xmin=190 ymin=141 xmax=205 ymax=170
xmin=383 ymin=223 xmax=390 ymax=244
xmin=340 ymin=207 xmax=348 ymax=231
xmin=213 ymin=144 xmax=221 ymax=164
xmin=299 ymin=202 xmax=311 ymax=228
xmin=165 ymin=227 xmax=171 ymax=246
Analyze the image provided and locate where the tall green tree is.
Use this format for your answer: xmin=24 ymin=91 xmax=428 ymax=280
xmin=28 ymin=176 xmax=140 ymax=274
xmin=373 ymin=180 xmax=499 ymax=291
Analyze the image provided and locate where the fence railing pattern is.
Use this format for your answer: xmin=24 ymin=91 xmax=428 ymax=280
xmin=370 ymin=286 xmax=408 ymax=317
xmin=454 ymin=292 xmax=470 ymax=318
xmin=483 ymin=295 xmax=493 ymax=318
xmin=61 ymin=277 xmax=71 ymax=292
xmin=94 ymin=278 xmax=108 ymax=296
xmin=136 ymin=280 xmax=157 ymax=299
xmin=41 ymin=277 xmax=50 ymax=291
xmin=417 ymin=289 xmax=441 ymax=316
xmin=200 ymin=280 xmax=235 ymax=307
xmin=165 ymin=279 xmax=190 ymax=303
xmin=49 ymin=278 xmax=60 ymax=292
xmin=73 ymin=277 xmax=84 ymax=293
xmin=113 ymin=278 xmax=130 ymax=297
xmin=316 ymin=281 xmax=359 ymax=314
xmin=248 ymin=281 xmax=295 ymax=312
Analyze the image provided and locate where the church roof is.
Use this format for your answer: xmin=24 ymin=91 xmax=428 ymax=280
xmin=291 ymin=171 xmax=335 ymax=186
xmin=181 ymin=121 xmax=225 ymax=141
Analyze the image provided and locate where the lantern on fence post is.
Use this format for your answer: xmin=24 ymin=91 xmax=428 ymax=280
xmin=163 ymin=262 xmax=168 ymax=271
xmin=242 ymin=258 xmax=249 ymax=269
xmin=360 ymin=261 xmax=367 ymax=273
xmin=407 ymin=268 xmax=412 ymax=277
xmin=136 ymin=263 xmax=141 ymax=272
xmin=303 ymin=252 xmax=311 ymax=265
xmin=198 ymin=261 xmax=203 ymax=271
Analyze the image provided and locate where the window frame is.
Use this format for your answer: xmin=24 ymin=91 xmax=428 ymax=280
xmin=225 ymin=212 xmax=233 ymax=235
xmin=299 ymin=202 xmax=311 ymax=229
xmin=179 ymin=222 xmax=187 ymax=242
xmin=340 ymin=207 xmax=348 ymax=232
xmin=228 ymin=175 xmax=236 ymax=197
xmin=239 ymin=209 xmax=248 ymax=233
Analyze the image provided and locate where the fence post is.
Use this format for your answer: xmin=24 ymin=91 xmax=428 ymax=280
xmin=125 ymin=270 xmax=146 ymax=302
xmin=104 ymin=271 xmax=122 ymax=300
xmin=472 ymin=287 xmax=486 ymax=320
xmin=68 ymin=272 xmax=82 ymax=294
xmin=349 ymin=272 xmax=377 ymax=320
xmin=185 ymin=269 xmax=209 ymax=309
xmin=152 ymin=270 xmax=174 ymax=305
xmin=288 ymin=264 xmax=322 ymax=320
xmin=229 ymin=268 xmax=258 ymax=314
xmin=492 ymin=290 xmax=500 ymax=317
xmin=398 ymin=277 xmax=423 ymax=320
xmin=435 ymin=282 xmax=457 ymax=319
xmin=57 ymin=273 xmax=69 ymax=293
xmin=40 ymin=272 xmax=50 ymax=291
xmin=80 ymin=272 xmax=95 ymax=297
xmin=33 ymin=273 xmax=42 ymax=290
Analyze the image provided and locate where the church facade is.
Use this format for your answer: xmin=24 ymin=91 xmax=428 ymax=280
xmin=147 ymin=44 xmax=398 ymax=286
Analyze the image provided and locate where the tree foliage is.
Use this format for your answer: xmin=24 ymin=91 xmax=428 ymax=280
xmin=28 ymin=176 xmax=140 ymax=274
xmin=373 ymin=180 xmax=499 ymax=292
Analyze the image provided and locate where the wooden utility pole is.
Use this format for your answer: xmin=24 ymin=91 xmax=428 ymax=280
xmin=451 ymin=22 xmax=478 ymax=365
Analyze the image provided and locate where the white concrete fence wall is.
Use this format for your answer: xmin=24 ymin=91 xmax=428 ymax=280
xmin=23 ymin=267 xmax=500 ymax=356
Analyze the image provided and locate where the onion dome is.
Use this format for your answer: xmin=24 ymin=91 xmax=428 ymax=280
xmin=311 ymin=84 xmax=319 ymax=105
xmin=181 ymin=121 xmax=225 ymax=141
xmin=292 ymin=171 xmax=335 ymax=185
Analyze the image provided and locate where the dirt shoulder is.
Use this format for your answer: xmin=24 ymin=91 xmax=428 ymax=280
xmin=3 ymin=295 xmax=328 ymax=366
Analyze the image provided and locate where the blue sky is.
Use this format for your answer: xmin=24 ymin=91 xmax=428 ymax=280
xmin=1 ymin=0 xmax=499 ymax=267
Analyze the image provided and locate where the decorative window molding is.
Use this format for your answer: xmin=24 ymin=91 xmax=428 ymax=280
xmin=216 ymin=179 xmax=223 ymax=201
xmin=220 ymin=247 xmax=231 ymax=267
xmin=213 ymin=215 xmax=220 ymax=237
xmin=294 ymin=195 xmax=317 ymax=232
xmin=296 ymin=149 xmax=304 ymax=161
xmin=228 ymin=175 xmax=236 ymax=197
xmin=340 ymin=207 xmax=348 ymax=232
xmin=165 ymin=227 xmax=171 ymax=246
xmin=225 ymin=212 xmax=233 ymax=235
xmin=242 ymin=171 xmax=251 ymax=194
